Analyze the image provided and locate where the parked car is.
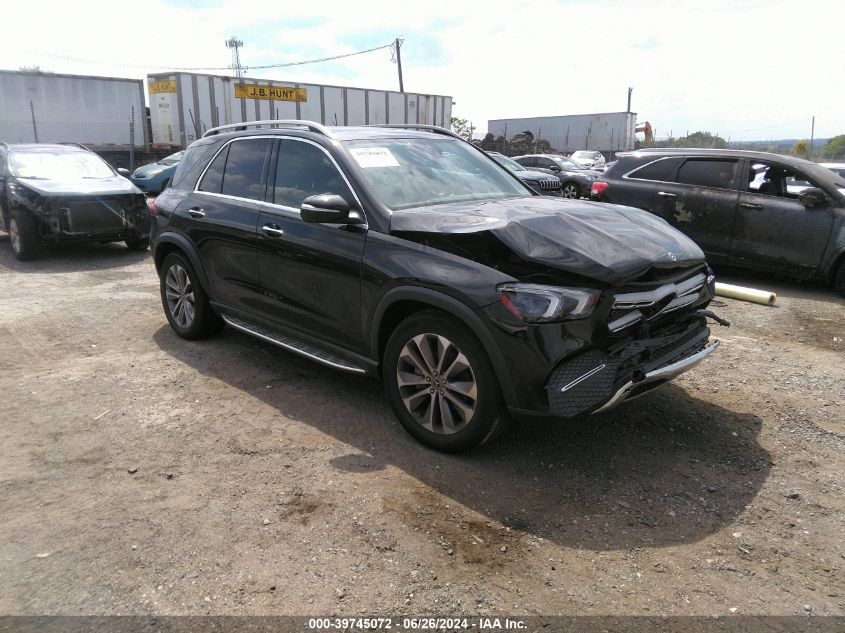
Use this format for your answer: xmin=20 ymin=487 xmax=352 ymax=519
xmin=820 ymin=162 xmax=845 ymax=178
xmin=590 ymin=148 xmax=845 ymax=296
xmin=512 ymin=154 xmax=599 ymax=199
xmin=122 ymin=151 xmax=184 ymax=194
xmin=151 ymin=122 xmax=722 ymax=452
xmin=0 ymin=142 xmax=150 ymax=260
xmin=486 ymin=151 xmax=562 ymax=195
xmin=570 ymin=150 xmax=606 ymax=169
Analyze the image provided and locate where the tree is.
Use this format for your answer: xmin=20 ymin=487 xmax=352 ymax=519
xmin=19 ymin=65 xmax=51 ymax=73
xmin=791 ymin=139 xmax=810 ymax=158
xmin=820 ymin=135 xmax=845 ymax=160
xmin=673 ymin=131 xmax=727 ymax=149
xmin=450 ymin=117 xmax=474 ymax=141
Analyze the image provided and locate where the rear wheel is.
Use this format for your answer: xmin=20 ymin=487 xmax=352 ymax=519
xmin=383 ymin=310 xmax=507 ymax=452
xmin=9 ymin=211 xmax=39 ymax=261
xmin=561 ymin=182 xmax=581 ymax=199
xmin=834 ymin=259 xmax=845 ymax=297
xmin=159 ymin=252 xmax=223 ymax=340
xmin=126 ymin=237 xmax=150 ymax=251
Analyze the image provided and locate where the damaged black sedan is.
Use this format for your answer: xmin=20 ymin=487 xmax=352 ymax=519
xmin=0 ymin=143 xmax=150 ymax=260
xmin=150 ymin=122 xmax=724 ymax=452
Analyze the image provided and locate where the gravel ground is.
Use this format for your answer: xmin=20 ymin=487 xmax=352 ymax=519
xmin=0 ymin=237 xmax=843 ymax=617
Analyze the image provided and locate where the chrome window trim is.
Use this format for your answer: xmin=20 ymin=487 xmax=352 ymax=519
xmin=621 ymin=156 xmax=677 ymax=182
xmin=193 ymin=134 xmax=367 ymax=226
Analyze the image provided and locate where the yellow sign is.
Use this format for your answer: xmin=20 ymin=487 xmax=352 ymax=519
xmin=234 ymin=83 xmax=307 ymax=102
xmin=148 ymin=80 xmax=177 ymax=94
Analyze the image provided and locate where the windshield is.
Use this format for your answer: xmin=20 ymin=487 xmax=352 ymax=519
xmin=344 ymin=138 xmax=530 ymax=210
xmin=554 ymin=156 xmax=586 ymax=170
xmin=571 ymin=151 xmax=594 ymax=159
xmin=490 ymin=154 xmax=526 ymax=172
xmin=10 ymin=150 xmax=115 ymax=180
xmin=159 ymin=151 xmax=184 ymax=166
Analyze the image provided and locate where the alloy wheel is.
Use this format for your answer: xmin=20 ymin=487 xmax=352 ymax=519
xmin=396 ymin=333 xmax=478 ymax=434
xmin=164 ymin=264 xmax=195 ymax=328
xmin=563 ymin=184 xmax=579 ymax=199
xmin=9 ymin=218 xmax=20 ymax=255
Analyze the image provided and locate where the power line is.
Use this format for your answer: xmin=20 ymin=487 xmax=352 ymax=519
xmin=724 ymin=118 xmax=812 ymax=135
xmin=29 ymin=40 xmax=396 ymax=73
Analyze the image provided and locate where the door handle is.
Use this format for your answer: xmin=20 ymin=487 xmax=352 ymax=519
xmin=188 ymin=207 xmax=205 ymax=218
xmin=261 ymin=223 xmax=284 ymax=237
xmin=740 ymin=202 xmax=763 ymax=209
xmin=657 ymin=191 xmax=677 ymax=198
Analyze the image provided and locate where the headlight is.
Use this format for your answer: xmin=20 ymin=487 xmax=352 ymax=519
xmin=497 ymin=283 xmax=601 ymax=322
xmin=523 ymin=179 xmax=539 ymax=186
xmin=145 ymin=169 xmax=164 ymax=178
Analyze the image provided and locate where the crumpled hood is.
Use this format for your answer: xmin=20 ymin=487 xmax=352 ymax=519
xmin=17 ymin=176 xmax=142 ymax=196
xmin=390 ymin=196 xmax=706 ymax=285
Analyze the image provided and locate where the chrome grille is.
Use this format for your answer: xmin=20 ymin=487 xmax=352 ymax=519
xmin=608 ymin=270 xmax=707 ymax=333
xmin=538 ymin=179 xmax=561 ymax=191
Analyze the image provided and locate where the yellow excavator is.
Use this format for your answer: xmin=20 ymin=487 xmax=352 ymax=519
xmin=635 ymin=121 xmax=654 ymax=145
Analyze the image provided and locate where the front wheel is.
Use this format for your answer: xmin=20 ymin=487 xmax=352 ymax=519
xmin=9 ymin=211 xmax=40 ymax=261
xmin=382 ymin=310 xmax=507 ymax=452
xmin=159 ymin=252 xmax=223 ymax=340
xmin=561 ymin=182 xmax=581 ymax=199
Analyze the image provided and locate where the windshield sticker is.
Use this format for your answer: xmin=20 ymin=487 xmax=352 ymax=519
xmin=349 ymin=147 xmax=401 ymax=168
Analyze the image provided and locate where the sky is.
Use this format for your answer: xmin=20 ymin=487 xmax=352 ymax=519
xmin=2 ymin=0 xmax=843 ymax=142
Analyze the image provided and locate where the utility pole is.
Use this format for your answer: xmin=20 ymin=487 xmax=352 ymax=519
xmin=29 ymin=100 xmax=38 ymax=143
xmin=393 ymin=37 xmax=405 ymax=93
xmin=627 ymin=86 xmax=633 ymax=113
xmin=225 ymin=36 xmax=245 ymax=78
xmin=810 ymin=115 xmax=815 ymax=159
xmin=129 ymin=106 xmax=135 ymax=172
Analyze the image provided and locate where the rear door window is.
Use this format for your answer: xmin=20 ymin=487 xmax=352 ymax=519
xmin=628 ymin=157 xmax=682 ymax=181
xmin=221 ymin=138 xmax=271 ymax=201
xmin=517 ymin=156 xmax=537 ymax=168
xmin=675 ymin=159 xmax=738 ymax=189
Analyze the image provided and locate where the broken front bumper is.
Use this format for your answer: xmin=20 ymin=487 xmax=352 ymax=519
xmin=592 ymin=339 xmax=719 ymax=414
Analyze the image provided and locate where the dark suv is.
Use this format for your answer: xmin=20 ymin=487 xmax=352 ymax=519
xmin=150 ymin=121 xmax=723 ymax=452
xmin=591 ymin=148 xmax=845 ymax=296
xmin=0 ymin=143 xmax=150 ymax=260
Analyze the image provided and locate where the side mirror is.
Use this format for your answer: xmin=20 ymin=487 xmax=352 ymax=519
xmin=798 ymin=187 xmax=828 ymax=208
xmin=301 ymin=194 xmax=358 ymax=224
xmin=548 ymin=165 xmax=561 ymax=172
xmin=117 ymin=168 xmax=130 ymax=177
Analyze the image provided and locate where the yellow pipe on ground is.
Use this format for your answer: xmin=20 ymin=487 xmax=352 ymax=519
xmin=714 ymin=282 xmax=777 ymax=305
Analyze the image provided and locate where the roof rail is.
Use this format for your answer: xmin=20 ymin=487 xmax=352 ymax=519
xmin=366 ymin=124 xmax=465 ymax=141
xmin=202 ymin=119 xmax=333 ymax=139
xmin=59 ymin=142 xmax=93 ymax=152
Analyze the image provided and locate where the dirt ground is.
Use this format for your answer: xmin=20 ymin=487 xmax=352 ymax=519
xmin=0 ymin=236 xmax=843 ymax=618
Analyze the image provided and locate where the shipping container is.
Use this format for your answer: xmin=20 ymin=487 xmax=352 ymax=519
xmin=147 ymin=72 xmax=453 ymax=148
xmin=0 ymin=70 xmax=146 ymax=147
xmin=488 ymin=112 xmax=637 ymax=155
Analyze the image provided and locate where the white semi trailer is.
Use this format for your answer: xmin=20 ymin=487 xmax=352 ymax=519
xmin=147 ymin=71 xmax=453 ymax=148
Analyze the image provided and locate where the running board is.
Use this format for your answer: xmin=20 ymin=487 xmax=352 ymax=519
xmin=222 ymin=315 xmax=366 ymax=374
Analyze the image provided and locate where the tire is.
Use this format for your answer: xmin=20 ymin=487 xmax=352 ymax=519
xmin=159 ymin=252 xmax=223 ymax=340
xmin=9 ymin=211 xmax=40 ymax=261
xmin=561 ymin=182 xmax=581 ymax=199
xmin=126 ymin=237 xmax=150 ymax=251
xmin=834 ymin=259 xmax=845 ymax=297
xmin=382 ymin=310 xmax=508 ymax=453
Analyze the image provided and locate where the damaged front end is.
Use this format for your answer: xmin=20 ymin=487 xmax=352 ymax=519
xmin=388 ymin=197 xmax=726 ymax=420
xmin=10 ymin=184 xmax=149 ymax=244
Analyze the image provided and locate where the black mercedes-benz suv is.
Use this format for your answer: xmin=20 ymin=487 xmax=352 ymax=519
xmin=150 ymin=121 xmax=723 ymax=452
